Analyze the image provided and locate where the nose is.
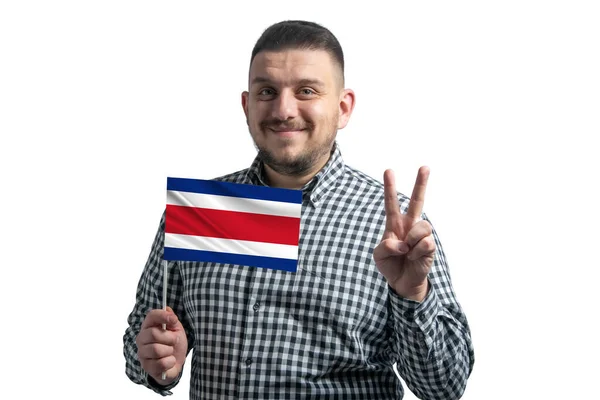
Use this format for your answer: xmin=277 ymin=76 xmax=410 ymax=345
xmin=271 ymin=89 xmax=299 ymax=120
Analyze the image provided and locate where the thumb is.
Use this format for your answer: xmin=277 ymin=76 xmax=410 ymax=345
xmin=397 ymin=241 xmax=410 ymax=254
xmin=141 ymin=308 xmax=177 ymax=329
xmin=373 ymin=239 xmax=410 ymax=261
xmin=165 ymin=308 xmax=180 ymax=327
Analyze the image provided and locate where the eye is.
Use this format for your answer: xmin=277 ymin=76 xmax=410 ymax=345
xmin=298 ymin=88 xmax=315 ymax=96
xmin=258 ymin=88 xmax=276 ymax=96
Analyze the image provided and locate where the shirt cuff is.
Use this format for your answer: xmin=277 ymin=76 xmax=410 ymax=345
xmin=388 ymin=280 xmax=440 ymax=342
xmin=144 ymin=370 xmax=181 ymax=396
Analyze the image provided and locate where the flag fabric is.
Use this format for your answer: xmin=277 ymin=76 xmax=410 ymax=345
xmin=163 ymin=177 xmax=302 ymax=272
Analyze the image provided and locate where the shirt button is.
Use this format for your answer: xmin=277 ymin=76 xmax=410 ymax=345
xmin=245 ymin=358 xmax=253 ymax=366
xmin=253 ymin=302 xmax=261 ymax=312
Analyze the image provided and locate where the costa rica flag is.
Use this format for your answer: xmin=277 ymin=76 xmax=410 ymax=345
xmin=163 ymin=177 xmax=302 ymax=272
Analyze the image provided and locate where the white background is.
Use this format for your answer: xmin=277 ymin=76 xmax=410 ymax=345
xmin=1 ymin=1 xmax=598 ymax=399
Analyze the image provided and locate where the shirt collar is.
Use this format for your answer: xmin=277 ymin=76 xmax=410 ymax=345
xmin=245 ymin=141 xmax=345 ymax=207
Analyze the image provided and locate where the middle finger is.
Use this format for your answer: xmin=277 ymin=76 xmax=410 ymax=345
xmin=139 ymin=342 xmax=175 ymax=360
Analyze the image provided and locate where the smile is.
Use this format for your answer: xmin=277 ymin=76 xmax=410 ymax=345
xmin=268 ymin=128 xmax=305 ymax=137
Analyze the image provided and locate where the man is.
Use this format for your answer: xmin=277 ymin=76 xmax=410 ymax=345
xmin=124 ymin=20 xmax=474 ymax=399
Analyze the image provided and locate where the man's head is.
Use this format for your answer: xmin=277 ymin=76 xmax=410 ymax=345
xmin=242 ymin=20 xmax=355 ymax=181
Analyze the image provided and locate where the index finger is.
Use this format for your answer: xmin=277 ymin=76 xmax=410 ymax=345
xmin=383 ymin=169 xmax=401 ymax=225
xmin=406 ymin=166 xmax=430 ymax=221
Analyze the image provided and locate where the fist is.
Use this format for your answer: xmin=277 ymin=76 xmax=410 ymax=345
xmin=135 ymin=307 xmax=188 ymax=384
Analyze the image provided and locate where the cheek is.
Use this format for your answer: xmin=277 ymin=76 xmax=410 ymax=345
xmin=300 ymin=103 xmax=328 ymax=124
xmin=247 ymin=105 xmax=264 ymax=127
xmin=307 ymin=101 xmax=339 ymax=123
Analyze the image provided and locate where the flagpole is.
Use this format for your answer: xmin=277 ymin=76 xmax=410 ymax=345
xmin=161 ymin=259 xmax=167 ymax=381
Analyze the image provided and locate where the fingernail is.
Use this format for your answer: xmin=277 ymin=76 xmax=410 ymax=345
xmin=398 ymin=242 xmax=409 ymax=253
xmin=168 ymin=315 xmax=176 ymax=324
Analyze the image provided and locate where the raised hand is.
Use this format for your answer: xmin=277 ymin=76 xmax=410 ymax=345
xmin=373 ymin=167 xmax=436 ymax=302
xmin=135 ymin=307 xmax=188 ymax=385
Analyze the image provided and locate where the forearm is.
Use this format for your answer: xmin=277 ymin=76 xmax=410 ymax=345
xmin=389 ymin=285 xmax=474 ymax=400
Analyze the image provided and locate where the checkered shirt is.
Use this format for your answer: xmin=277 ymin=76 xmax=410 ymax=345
xmin=123 ymin=142 xmax=474 ymax=399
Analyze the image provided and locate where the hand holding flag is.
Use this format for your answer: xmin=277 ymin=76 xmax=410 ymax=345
xmin=135 ymin=307 xmax=188 ymax=385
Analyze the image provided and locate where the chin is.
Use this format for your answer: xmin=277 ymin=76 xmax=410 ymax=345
xmin=257 ymin=146 xmax=313 ymax=176
xmin=271 ymin=150 xmax=302 ymax=165
xmin=264 ymin=139 xmax=303 ymax=155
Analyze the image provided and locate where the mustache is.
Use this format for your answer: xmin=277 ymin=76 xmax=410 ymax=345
xmin=260 ymin=119 xmax=313 ymax=131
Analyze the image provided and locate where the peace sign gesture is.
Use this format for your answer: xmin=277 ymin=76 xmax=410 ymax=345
xmin=373 ymin=167 xmax=436 ymax=302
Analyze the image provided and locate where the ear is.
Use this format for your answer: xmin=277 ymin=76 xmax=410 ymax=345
xmin=241 ymin=91 xmax=250 ymax=123
xmin=337 ymin=89 xmax=355 ymax=130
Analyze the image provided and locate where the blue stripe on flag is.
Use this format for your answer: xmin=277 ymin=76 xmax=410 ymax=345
xmin=167 ymin=177 xmax=302 ymax=204
xmin=163 ymin=247 xmax=298 ymax=272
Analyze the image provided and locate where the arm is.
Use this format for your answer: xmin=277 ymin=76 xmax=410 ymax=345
xmin=388 ymin=215 xmax=474 ymax=400
xmin=373 ymin=168 xmax=474 ymax=399
xmin=122 ymin=212 xmax=195 ymax=395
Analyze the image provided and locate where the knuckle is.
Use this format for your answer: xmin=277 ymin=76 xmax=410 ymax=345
xmin=425 ymin=237 xmax=436 ymax=252
xmin=150 ymin=343 xmax=163 ymax=357
xmin=158 ymin=356 xmax=176 ymax=370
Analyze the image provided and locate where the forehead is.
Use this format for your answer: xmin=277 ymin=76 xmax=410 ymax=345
xmin=249 ymin=49 xmax=338 ymax=85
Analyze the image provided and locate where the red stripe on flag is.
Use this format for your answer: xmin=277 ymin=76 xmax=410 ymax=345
xmin=165 ymin=205 xmax=300 ymax=246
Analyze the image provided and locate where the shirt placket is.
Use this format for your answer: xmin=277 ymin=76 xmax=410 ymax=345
xmin=237 ymin=265 xmax=266 ymax=397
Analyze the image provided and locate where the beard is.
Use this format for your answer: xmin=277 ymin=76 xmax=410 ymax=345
xmin=251 ymin=117 xmax=337 ymax=177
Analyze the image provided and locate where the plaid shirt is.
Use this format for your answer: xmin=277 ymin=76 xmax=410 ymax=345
xmin=123 ymin=143 xmax=474 ymax=399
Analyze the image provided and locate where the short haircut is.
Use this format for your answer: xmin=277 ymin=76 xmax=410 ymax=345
xmin=250 ymin=20 xmax=345 ymax=83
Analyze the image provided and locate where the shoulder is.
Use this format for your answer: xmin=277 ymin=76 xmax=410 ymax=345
xmin=342 ymin=164 xmax=411 ymax=207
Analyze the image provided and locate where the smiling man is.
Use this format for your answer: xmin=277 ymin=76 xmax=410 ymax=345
xmin=124 ymin=20 xmax=474 ymax=399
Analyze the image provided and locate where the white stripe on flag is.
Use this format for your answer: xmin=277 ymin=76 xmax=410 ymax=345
xmin=164 ymin=233 xmax=299 ymax=260
xmin=167 ymin=190 xmax=301 ymax=217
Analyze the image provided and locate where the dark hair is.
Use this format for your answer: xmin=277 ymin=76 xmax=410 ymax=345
xmin=250 ymin=20 xmax=344 ymax=81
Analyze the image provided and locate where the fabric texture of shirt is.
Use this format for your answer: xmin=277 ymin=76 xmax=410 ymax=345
xmin=123 ymin=142 xmax=475 ymax=399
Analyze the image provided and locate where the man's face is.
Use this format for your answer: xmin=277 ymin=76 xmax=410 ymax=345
xmin=242 ymin=49 xmax=353 ymax=177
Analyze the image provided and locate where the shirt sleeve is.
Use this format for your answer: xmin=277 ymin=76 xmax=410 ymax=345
xmin=122 ymin=212 xmax=195 ymax=396
xmin=387 ymin=213 xmax=475 ymax=400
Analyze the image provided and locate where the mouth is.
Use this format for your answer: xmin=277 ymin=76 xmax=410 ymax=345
xmin=268 ymin=128 xmax=306 ymax=138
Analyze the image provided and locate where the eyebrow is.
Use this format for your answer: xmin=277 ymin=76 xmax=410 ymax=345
xmin=251 ymin=77 xmax=326 ymax=87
